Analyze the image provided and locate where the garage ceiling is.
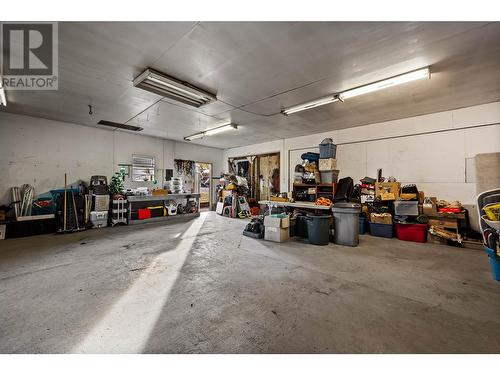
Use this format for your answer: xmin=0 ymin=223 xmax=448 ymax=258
xmin=2 ymin=21 xmax=500 ymax=149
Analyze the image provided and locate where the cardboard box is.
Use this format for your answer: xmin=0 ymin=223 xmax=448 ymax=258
xmin=418 ymin=191 xmax=425 ymax=204
xmin=264 ymin=226 xmax=289 ymax=242
xmin=264 ymin=215 xmax=290 ymax=229
xmin=423 ymin=197 xmax=437 ymax=215
xmin=264 ymin=215 xmax=290 ymax=242
xmin=319 ymin=158 xmax=337 ymax=171
xmin=370 ymin=213 xmax=393 ymax=225
xmin=375 ymin=182 xmax=400 ymax=201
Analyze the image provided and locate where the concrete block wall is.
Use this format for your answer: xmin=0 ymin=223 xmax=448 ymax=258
xmin=224 ymin=101 xmax=500 ymax=205
xmin=0 ymin=112 xmax=225 ymax=205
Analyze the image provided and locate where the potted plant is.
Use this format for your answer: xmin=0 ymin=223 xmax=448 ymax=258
xmin=109 ymin=170 xmax=125 ymax=199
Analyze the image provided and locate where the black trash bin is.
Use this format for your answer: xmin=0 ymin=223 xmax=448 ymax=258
xmin=306 ymin=214 xmax=331 ymax=246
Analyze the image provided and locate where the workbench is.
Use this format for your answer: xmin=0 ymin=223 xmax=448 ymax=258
xmin=127 ymin=193 xmax=200 ymax=224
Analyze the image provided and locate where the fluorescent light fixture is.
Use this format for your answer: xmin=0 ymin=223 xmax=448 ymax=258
xmin=205 ymin=123 xmax=237 ymax=136
xmin=184 ymin=132 xmax=205 ymax=141
xmin=97 ymin=120 xmax=143 ymax=132
xmin=339 ymin=67 xmax=430 ymax=100
xmin=281 ymin=95 xmax=339 ymax=116
xmin=134 ymin=68 xmax=217 ymax=108
xmin=184 ymin=122 xmax=238 ymax=141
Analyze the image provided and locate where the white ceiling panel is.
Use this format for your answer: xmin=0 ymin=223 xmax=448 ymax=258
xmin=1 ymin=21 xmax=500 ymax=149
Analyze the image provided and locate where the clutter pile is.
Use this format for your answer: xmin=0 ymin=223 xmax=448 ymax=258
xmin=216 ymin=174 xmax=257 ymax=219
xmin=1 ymin=167 xmax=201 ymax=238
xmin=292 ymin=138 xmax=339 ymax=204
xmin=356 ymin=171 xmax=470 ymax=245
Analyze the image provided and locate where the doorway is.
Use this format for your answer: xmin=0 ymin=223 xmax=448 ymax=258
xmin=195 ymin=162 xmax=212 ymax=211
xmin=228 ymin=152 xmax=280 ymax=201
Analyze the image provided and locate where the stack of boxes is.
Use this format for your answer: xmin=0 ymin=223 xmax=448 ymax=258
xmin=264 ymin=214 xmax=290 ymax=242
xmin=318 ymin=138 xmax=339 ymax=183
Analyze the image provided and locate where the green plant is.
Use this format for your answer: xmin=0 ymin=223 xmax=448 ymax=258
xmin=109 ymin=170 xmax=125 ymax=195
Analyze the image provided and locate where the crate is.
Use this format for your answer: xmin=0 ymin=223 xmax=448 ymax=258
xmin=369 ymin=222 xmax=394 ymax=238
xmin=319 ymin=138 xmax=337 ymax=158
xmin=394 ymin=201 xmax=419 ymax=216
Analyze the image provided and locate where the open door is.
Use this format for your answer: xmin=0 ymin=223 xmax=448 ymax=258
xmin=195 ymin=162 xmax=212 ymax=211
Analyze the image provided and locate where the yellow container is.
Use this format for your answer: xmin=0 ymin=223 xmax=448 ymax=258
xmin=484 ymin=203 xmax=500 ymax=221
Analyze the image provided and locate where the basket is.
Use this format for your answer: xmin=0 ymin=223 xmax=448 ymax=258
xmin=319 ymin=138 xmax=337 ymax=158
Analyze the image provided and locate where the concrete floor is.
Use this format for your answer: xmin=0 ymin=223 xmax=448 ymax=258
xmin=1 ymin=211 xmax=499 ymax=353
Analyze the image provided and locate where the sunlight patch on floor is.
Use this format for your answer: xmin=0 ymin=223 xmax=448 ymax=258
xmin=72 ymin=213 xmax=208 ymax=353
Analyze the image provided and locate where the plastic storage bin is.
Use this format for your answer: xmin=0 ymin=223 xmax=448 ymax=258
xmin=320 ymin=170 xmax=339 ymax=184
xmin=396 ymin=223 xmax=428 ymax=242
xmin=485 ymin=247 xmax=500 ymax=282
xmin=90 ymin=211 xmax=108 ymax=228
xmin=137 ymin=208 xmax=151 ymax=220
xmin=369 ymin=222 xmax=394 ymax=238
xmin=394 ymin=201 xmax=419 ymax=216
xmin=359 ymin=216 xmax=367 ymax=234
xmin=319 ymin=138 xmax=337 ymax=158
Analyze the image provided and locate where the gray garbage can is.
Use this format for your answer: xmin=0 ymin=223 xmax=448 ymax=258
xmin=332 ymin=202 xmax=361 ymax=247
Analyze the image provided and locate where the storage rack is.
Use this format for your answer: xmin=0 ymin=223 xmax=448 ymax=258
xmin=111 ymin=198 xmax=128 ymax=226
xmin=127 ymin=193 xmax=200 ymax=225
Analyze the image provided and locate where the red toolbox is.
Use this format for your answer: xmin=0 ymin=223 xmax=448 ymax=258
xmin=137 ymin=208 xmax=151 ymax=220
xmin=396 ymin=223 xmax=428 ymax=243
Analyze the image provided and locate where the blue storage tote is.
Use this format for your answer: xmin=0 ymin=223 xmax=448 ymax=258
xmin=369 ymin=222 xmax=394 ymax=238
xmin=485 ymin=247 xmax=500 ymax=282
xmin=319 ymin=138 xmax=337 ymax=158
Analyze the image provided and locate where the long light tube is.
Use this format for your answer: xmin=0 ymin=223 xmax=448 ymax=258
xmin=281 ymin=67 xmax=430 ymax=116
xmin=281 ymin=95 xmax=339 ymax=116
xmin=339 ymin=67 xmax=430 ymax=101
xmin=184 ymin=122 xmax=238 ymax=141
xmin=184 ymin=132 xmax=205 ymax=141
xmin=205 ymin=123 xmax=237 ymax=135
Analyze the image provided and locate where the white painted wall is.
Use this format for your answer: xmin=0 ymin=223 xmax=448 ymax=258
xmin=224 ymin=102 xmax=500 ymax=204
xmin=0 ymin=112 xmax=224 ymax=205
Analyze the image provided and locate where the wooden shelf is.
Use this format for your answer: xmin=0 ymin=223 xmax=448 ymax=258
xmin=292 ymin=183 xmax=336 ymax=202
